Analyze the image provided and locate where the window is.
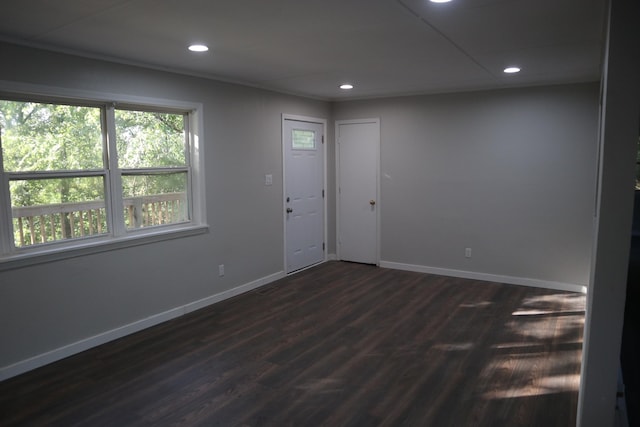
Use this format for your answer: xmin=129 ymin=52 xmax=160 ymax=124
xmin=291 ymin=129 xmax=316 ymax=149
xmin=0 ymin=94 xmax=204 ymax=262
xmin=115 ymin=109 xmax=190 ymax=230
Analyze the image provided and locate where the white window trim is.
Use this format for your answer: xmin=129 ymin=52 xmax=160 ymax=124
xmin=0 ymin=81 xmax=208 ymax=271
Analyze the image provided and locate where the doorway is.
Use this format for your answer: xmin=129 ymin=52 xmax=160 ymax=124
xmin=336 ymin=118 xmax=380 ymax=265
xmin=283 ymin=115 xmax=326 ymax=273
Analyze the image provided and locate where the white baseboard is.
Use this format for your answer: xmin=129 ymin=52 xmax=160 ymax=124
xmin=379 ymin=261 xmax=587 ymax=294
xmin=327 ymin=253 xmax=337 ymax=261
xmin=1 ymin=261 xmax=585 ymax=381
xmin=183 ymin=271 xmax=285 ymax=314
xmin=0 ymin=270 xmax=286 ymax=382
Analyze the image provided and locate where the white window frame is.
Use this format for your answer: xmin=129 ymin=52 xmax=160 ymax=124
xmin=0 ymin=81 xmax=207 ymax=271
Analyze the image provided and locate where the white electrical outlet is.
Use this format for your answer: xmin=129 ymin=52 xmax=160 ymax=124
xmin=218 ymin=264 xmax=225 ymax=277
xmin=465 ymin=248 xmax=472 ymax=258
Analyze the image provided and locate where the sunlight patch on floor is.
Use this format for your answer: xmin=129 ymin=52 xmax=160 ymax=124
xmin=459 ymin=301 xmax=493 ymax=309
xmin=512 ymin=309 xmax=557 ymax=316
xmin=521 ymin=293 xmax=586 ymax=310
xmin=432 ymin=342 xmax=474 ymax=351
xmin=483 ymin=374 xmax=581 ymax=399
xmin=478 ymin=291 xmax=585 ymax=403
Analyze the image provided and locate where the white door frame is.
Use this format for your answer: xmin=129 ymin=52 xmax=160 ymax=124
xmin=282 ymin=114 xmax=328 ymax=274
xmin=335 ymin=118 xmax=381 ymax=265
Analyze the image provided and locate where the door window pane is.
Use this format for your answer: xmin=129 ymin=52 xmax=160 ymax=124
xmin=292 ymin=129 xmax=315 ymax=149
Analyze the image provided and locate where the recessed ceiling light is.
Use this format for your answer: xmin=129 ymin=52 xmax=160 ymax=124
xmin=430 ymin=0 xmax=452 ymax=3
xmin=340 ymin=84 xmax=354 ymax=90
xmin=504 ymin=67 xmax=521 ymax=74
xmin=188 ymin=44 xmax=209 ymax=52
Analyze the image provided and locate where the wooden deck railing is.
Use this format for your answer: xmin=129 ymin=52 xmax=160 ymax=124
xmin=11 ymin=192 xmax=187 ymax=247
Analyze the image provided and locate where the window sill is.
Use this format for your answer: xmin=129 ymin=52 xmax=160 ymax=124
xmin=0 ymin=224 xmax=209 ymax=272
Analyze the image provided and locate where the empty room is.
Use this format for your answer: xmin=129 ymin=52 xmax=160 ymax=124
xmin=0 ymin=0 xmax=638 ymax=426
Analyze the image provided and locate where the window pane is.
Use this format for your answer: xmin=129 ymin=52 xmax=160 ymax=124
xmin=292 ymin=129 xmax=315 ymax=149
xmin=10 ymin=177 xmax=107 ymax=247
xmin=122 ymin=172 xmax=188 ymax=229
xmin=115 ymin=110 xmax=187 ymax=168
xmin=0 ymin=100 xmax=103 ymax=172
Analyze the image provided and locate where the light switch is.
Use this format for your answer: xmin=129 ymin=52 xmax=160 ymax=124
xmin=265 ymin=174 xmax=273 ymax=186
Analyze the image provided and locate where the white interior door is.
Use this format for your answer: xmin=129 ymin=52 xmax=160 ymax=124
xmin=337 ymin=119 xmax=379 ymax=264
xmin=284 ymin=117 xmax=325 ymax=273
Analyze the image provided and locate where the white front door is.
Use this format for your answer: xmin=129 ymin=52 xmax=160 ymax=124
xmin=337 ymin=119 xmax=379 ymax=265
xmin=284 ymin=117 xmax=325 ymax=273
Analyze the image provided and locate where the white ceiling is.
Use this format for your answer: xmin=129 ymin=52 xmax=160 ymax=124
xmin=0 ymin=0 xmax=608 ymax=100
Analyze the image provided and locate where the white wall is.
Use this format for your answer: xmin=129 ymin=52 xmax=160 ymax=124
xmin=578 ymin=0 xmax=640 ymax=424
xmin=333 ymin=83 xmax=599 ymax=289
xmin=0 ymin=42 xmax=331 ymax=376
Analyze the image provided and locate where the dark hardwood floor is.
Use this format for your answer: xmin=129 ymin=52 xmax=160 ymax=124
xmin=0 ymin=261 xmax=585 ymax=426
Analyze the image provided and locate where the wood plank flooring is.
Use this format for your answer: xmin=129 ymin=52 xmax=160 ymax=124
xmin=0 ymin=261 xmax=585 ymax=426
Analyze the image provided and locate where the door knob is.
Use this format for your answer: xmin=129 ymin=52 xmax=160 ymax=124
xmin=369 ymin=200 xmax=376 ymax=206
xmin=286 ymin=207 xmax=293 ymax=213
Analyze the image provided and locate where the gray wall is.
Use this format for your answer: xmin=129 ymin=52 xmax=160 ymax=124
xmin=0 ymin=41 xmax=601 ymax=378
xmin=334 ymin=84 xmax=599 ymax=287
xmin=0 ymin=42 xmax=331 ymax=370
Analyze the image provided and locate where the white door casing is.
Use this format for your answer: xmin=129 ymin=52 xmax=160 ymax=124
xmin=336 ymin=119 xmax=380 ymax=265
xmin=283 ymin=115 xmax=326 ymax=273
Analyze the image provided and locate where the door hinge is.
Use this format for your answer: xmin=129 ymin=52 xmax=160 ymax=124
xmin=322 ymin=135 xmax=324 ymax=144
xmin=323 ymin=242 xmax=325 ymax=251
xmin=322 ymin=189 xmax=325 ymax=198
